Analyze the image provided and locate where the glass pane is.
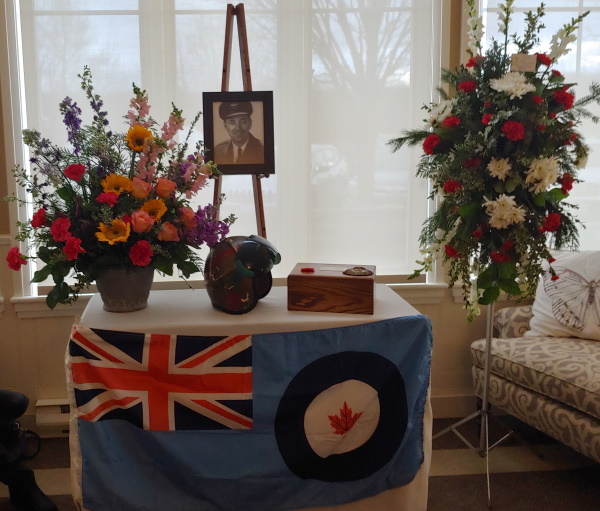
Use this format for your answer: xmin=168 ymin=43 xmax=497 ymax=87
xmin=34 ymin=0 xmax=138 ymax=10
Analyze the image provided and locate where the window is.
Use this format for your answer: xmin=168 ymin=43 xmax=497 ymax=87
xmin=2 ymin=0 xmax=441 ymax=299
xmin=480 ymin=0 xmax=600 ymax=251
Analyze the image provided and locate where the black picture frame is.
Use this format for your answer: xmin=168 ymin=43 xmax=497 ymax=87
xmin=202 ymin=91 xmax=274 ymax=175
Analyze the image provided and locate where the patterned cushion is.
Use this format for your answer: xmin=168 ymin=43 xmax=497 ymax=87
xmin=493 ymin=305 xmax=532 ymax=338
xmin=525 ymin=250 xmax=600 ymax=341
xmin=472 ymin=367 xmax=600 ymax=463
xmin=471 ymin=335 xmax=600 ymax=421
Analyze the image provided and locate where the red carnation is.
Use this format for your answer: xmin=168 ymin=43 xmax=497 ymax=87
xmin=96 ymin=192 xmax=119 ymax=208
xmin=445 ymin=244 xmax=460 ymax=258
xmin=535 ymin=53 xmax=552 ymax=66
xmin=491 ymin=252 xmax=511 ymax=263
xmin=442 ymin=116 xmax=460 ymax=128
xmin=482 ymin=113 xmax=493 ymax=126
xmin=64 ymin=163 xmax=86 ymax=181
xmin=501 ymin=121 xmax=525 ymax=141
xmin=50 ymin=217 xmax=71 ymax=242
xmin=551 ymin=274 xmax=560 ymax=281
xmin=6 ymin=246 xmax=27 ymax=271
xmin=531 ymin=95 xmax=543 ymax=104
xmin=465 ymin=56 xmax=485 ymax=68
xmin=541 ymin=213 xmax=561 ymax=232
xmin=443 ymin=179 xmax=462 ymax=194
xmin=501 ymin=239 xmax=514 ymax=252
xmin=551 ymin=70 xmax=563 ymax=77
xmin=129 ymin=240 xmax=154 ymax=266
xmin=458 ymin=80 xmax=477 ymax=93
xmin=63 ymin=237 xmax=86 ymax=261
xmin=537 ymin=124 xmax=547 ymax=132
xmin=558 ymin=173 xmax=574 ymax=193
xmin=473 ymin=229 xmax=483 ymax=240
xmin=31 ymin=208 xmax=47 ymax=228
xmin=463 ymin=157 xmax=481 ymax=168
xmin=553 ymin=87 xmax=575 ymax=109
xmin=423 ymin=134 xmax=441 ymax=155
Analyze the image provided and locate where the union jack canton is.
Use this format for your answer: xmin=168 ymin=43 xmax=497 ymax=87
xmin=68 ymin=325 xmax=253 ymax=431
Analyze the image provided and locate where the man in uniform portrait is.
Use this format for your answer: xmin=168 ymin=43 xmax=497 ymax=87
xmin=213 ymin=102 xmax=264 ymax=165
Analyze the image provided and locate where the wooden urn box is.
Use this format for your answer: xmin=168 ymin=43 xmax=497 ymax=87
xmin=287 ymin=263 xmax=375 ymax=314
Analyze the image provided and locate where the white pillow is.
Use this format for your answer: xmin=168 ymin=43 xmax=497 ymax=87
xmin=525 ymin=250 xmax=600 ymax=341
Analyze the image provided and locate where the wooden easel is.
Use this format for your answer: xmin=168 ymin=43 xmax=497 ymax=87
xmin=213 ymin=3 xmax=267 ymax=239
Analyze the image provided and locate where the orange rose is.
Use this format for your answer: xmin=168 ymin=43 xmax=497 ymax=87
xmin=178 ymin=207 xmax=197 ymax=229
xmin=155 ymin=178 xmax=177 ymax=198
xmin=131 ymin=177 xmax=152 ymax=199
xmin=157 ymin=221 xmax=180 ymax=241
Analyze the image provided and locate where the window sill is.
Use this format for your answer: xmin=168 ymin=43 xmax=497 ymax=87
xmin=10 ymin=295 xmax=91 ymax=319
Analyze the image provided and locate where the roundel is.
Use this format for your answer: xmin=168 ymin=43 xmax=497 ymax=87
xmin=274 ymin=351 xmax=408 ymax=482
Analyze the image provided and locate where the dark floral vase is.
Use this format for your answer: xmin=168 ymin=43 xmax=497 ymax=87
xmin=95 ymin=266 xmax=154 ymax=312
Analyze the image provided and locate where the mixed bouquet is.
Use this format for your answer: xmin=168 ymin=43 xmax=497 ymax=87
xmin=5 ymin=67 xmax=234 ymax=309
xmin=389 ymin=0 xmax=600 ymax=320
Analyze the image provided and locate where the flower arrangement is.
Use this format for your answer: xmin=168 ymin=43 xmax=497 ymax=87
xmin=389 ymin=0 xmax=600 ymax=321
xmin=5 ymin=67 xmax=234 ymax=309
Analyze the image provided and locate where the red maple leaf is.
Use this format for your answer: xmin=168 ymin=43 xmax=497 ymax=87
xmin=328 ymin=401 xmax=363 ymax=435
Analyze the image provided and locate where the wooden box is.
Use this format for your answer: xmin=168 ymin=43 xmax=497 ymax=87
xmin=287 ymin=263 xmax=375 ymax=314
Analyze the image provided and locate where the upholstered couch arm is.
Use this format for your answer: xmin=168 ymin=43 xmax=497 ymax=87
xmin=493 ymin=305 xmax=533 ymax=338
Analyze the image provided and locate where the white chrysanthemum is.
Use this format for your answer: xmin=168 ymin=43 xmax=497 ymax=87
xmin=525 ymin=156 xmax=560 ymax=193
xmin=490 ymin=72 xmax=536 ymax=99
xmin=426 ymin=99 xmax=453 ymax=127
xmin=487 ymin=157 xmax=512 ymax=180
xmin=483 ymin=194 xmax=526 ymax=229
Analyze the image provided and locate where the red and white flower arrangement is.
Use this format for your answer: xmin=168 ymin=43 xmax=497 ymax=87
xmin=389 ymin=0 xmax=600 ymax=320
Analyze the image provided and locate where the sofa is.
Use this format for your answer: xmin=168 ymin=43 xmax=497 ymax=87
xmin=470 ymin=250 xmax=600 ymax=463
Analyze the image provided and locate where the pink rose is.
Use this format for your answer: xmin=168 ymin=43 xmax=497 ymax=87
xmin=155 ymin=178 xmax=177 ymax=198
xmin=131 ymin=210 xmax=155 ymax=233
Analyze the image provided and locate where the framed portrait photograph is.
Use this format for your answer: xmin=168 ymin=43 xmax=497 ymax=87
xmin=202 ymin=91 xmax=275 ymax=175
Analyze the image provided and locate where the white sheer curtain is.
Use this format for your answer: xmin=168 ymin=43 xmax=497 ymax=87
xmin=2 ymin=0 xmax=441 ymax=295
xmin=481 ymin=0 xmax=600 ymax=251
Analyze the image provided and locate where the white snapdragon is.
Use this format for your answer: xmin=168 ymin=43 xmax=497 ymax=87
xmin=426 ymin=99 xmax=453 ymax=127
xmin=487 ymin=157 xmax=512 ymax=181
xmin=490 ymin=72 xmax=536 ymax=99
xmin=467 ymin=16 xmax=485 ymax=56
xmin=525 ymin=156 xmax=560 ymax=193
xmin=548 ymin=28 xmax=577 ymax=61
xmin=483 ymin=194 xmax=526 ymax=229
xmin=497 ymin=1 xmax=515 ymax=35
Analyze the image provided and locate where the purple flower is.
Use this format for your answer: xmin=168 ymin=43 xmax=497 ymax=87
xmin=59 ymin=97 xmax=83 ymax=152
xmin=186 ymin=204 xmax=230 ymax=248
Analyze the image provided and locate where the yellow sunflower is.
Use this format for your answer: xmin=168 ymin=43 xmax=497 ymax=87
xmin=140 ymin=198 xmax=167 ymax=221
xmin=95 ymin=218 xmax=131 ymax=245
xmin=126 ymin=125 xmax=153 ymax=152
xmin=101 ymin=174 xmax=133 ymax=195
